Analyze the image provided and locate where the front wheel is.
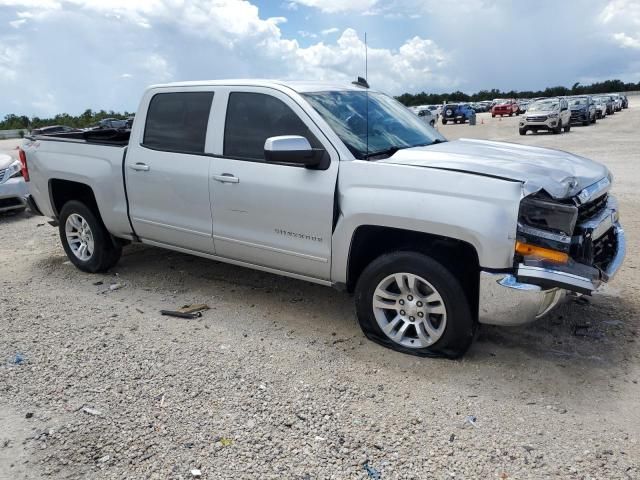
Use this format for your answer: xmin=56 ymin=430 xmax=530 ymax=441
xmin=553 ymin=121 xmax=562 ymax=134
xmin=59 ymin=200 xmax=122 ymax=273
xmin=564 ymin=123 xmax=571 ymax=133
xmin=354 ymin=252 xmax=475 ymax=358
xmin=519 ymin=127 xmax=527 ymax=135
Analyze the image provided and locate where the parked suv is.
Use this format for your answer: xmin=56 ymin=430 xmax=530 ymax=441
xmin=569 ymin=96 xmax=596 ymax=126
xmin=491 ymin=99 xmax=518 ymax=117
xmin=593 ymin=97 xmax=608 ymax=119
xmin=441 ymin=104 xmax=475 ymax=124
xmin=519 ymin=97 xmax=571 ymax=135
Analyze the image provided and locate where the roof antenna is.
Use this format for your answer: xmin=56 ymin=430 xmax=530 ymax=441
xmin=352 ymin=32 xmax=369 ymax=89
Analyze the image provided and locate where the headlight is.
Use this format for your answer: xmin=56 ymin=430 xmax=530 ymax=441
xmin=548 ymin=113 xmax=558 ymax=118
xmin=516 ymin=196 xmax=577 ymax=260
xmin=4 ymin=160 xmax=22 ymax=180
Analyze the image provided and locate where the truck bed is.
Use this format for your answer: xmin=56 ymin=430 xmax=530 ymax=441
xmin=32 ymin=128 xmax=131 ymax=146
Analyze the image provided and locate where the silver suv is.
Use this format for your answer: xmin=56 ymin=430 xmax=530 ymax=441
xmin=519 ymin=97 xmax=571 ymax=135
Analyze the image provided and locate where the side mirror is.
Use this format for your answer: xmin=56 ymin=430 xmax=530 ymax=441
xmin=264 ymin=136 xmax=326 ymax=168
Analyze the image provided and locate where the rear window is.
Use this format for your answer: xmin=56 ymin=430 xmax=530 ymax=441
xmin=143 ymin=92 xmax=213 ymax=153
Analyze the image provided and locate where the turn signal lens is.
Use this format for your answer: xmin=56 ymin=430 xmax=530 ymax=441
xmin=515 ymin=241 xmax=569 ymax=264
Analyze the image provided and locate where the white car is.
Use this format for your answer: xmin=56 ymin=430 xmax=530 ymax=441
xmin=593 ymin=97 xmax=608 ymax=119
xmin=414 ymin=107 xmax=436 ymax=126
xmin=0 ymin=154 xmax=28 ymax=214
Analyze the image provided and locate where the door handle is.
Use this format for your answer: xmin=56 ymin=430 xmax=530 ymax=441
xmin=212 ymin=174 xmax=239 ymax=184
xmin=130 ymin=163 xmax=150 ymax=172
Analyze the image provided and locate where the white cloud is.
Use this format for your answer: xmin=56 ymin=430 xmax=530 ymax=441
xmin=0 ymin=0 xmax=454 ymax=116
xmin=292 ymin=29 xmax=450 ymax=93
xmin=320 ymin=27 xmax=339 ymax=35
xmin=289 ymin=0 xmax=378 ymax=14
xmin=612 ymin=32 xmax=640 ymax=49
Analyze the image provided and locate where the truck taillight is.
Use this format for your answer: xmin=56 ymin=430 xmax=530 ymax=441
xmin=18 ymin=148 xmax=29 ymax=182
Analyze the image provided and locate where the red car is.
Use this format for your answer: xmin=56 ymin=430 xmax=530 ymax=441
xmin=491 ymin=99 xmax=519 ymax=117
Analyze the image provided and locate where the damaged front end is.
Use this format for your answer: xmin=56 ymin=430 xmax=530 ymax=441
xmin=479 ymin=176 xmax=625 ymax=326
xmin=514 ymin=177 xmax=624 ymax=295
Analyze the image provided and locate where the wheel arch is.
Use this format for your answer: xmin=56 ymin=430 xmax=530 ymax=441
xmin=49 ymin=178 xmax=100 ymax=219
xmin=345 ymin=225 xmax=480 ymax=318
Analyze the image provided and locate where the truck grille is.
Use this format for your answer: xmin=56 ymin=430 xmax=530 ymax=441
xmin=577 ymin=194 xmax=608 ymax=223
xmin=526 ymin=115 xmax=547 ymax=122
xmin=593 ymin=227 xmax=617 ymax=271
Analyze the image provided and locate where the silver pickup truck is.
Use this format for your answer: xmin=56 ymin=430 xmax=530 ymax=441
xmin=20 ymin=80 xmax=625 ymax=358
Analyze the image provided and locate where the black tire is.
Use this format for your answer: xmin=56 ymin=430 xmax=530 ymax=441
xmin=564 ymin=123 xmax=571 ymax=133
xmin=442 ymin=119 xmax=448 ymax=125
xmin=59 ymin=200 xmax=122 ymax=273
xmin=553 ymin=121 xmax=562 ymax=134
xmin=354 ymin=251 xmax=475 ymax=359
xmin=591 ymin=113 xmax=596 ymax=124
xmin=508 ymin=112 xmax=513 ymax=117
xmin=582 ymin=118 xmax=589 ymax=126
xmin=519 ymin=128 xmax=527 ymax=135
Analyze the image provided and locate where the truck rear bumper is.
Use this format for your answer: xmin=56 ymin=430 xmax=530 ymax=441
xmin=478 ymin=224 xmax=625 ymax=326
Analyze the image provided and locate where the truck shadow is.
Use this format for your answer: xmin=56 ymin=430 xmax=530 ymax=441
xmin=116 ymin=245 xmax=637 ymax=363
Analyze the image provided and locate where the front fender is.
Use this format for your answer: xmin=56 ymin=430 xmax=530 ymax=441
xmin=330 ymin=161 xmax=523 ymax=283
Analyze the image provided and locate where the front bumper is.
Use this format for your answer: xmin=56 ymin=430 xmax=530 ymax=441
xmin=570 ymin=110 xmax=589 ymax=123
xmin=519 ymin=117 xmax=558 ymax=130
xmin=479 ymin=219 xmax=625 ymax=326
xmin=0 ymin=177 xmax=28 ymax=213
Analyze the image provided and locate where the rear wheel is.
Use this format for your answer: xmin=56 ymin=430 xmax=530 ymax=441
xmin=355 ymin=252 xmax=475 ymax=358
xmin=59 ymin=200 xmax=122 ymax=273
xmin=591 ymin=113 xmax=597 ymax=124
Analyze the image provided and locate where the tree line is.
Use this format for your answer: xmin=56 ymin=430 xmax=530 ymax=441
xmin=0 ymin=109 xmax=133 ymax=132
xmin=1 ymin=78 xmax=638 ymax=131
xmin=396 ymin=79 xmax=639 ymax=106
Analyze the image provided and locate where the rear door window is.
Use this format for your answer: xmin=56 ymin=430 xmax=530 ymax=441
xmin=143 ymin=92 xmax=214 ymax=154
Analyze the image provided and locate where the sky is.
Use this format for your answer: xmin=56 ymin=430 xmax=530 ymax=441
xmin=0 ymin=0 xmax=639 ymax=117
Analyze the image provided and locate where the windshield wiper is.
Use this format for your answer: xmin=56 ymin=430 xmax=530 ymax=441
xmin=364 ymin=139 xmax=447 ymax=159
xmin=363 ymin=146 xmax=404 ymax=159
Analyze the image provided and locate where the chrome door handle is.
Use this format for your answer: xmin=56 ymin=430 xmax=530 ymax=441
xmin=130 ymin=163 xmax=150 ymax=172
xmin=212 ymin=174 xmax=239 ymax=184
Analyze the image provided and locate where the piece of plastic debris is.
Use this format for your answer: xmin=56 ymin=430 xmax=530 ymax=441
xmin=190 ymin=469 xmax=202 ymax=478
xmin=179 ymin=304 xmax=210 ymax=314
xmin=10 ymin=353 xmax=25 ymax=365
xmin=160 ymin=310 xmax=202 ymax=319
xmin=135 ymin=308 xmax=144 ymax=314
xmin=463 ymin=415 xmax=478 ymax=428
xmin=449 ymin=433 xmax=455 ymax=442
xmin=109 ymin=283 xmax=123 ymax=291
xmin=63 ymin=260 xmax=72 ymax=265
xmin=219 ymin=438 xmax=233 ymax=447
xmin=81 ymin=406 xmax=102 ymax=416
xmin=25 ymin=412 xmax=34 ymax=419
xmin=364 ymin=463 xmax=381 ymax=479
xmin=93 ymin=281 xmax=103 ymax=286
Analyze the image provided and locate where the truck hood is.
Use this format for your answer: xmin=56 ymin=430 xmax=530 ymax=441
xmin=378 ymin=138 xmax=609 ymax=199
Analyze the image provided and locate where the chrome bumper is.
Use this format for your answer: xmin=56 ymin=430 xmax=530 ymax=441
xmin=479 ymin=273 xmax=565 ymax=326
xmin=479 ymin=223 xmax=625 ymax=326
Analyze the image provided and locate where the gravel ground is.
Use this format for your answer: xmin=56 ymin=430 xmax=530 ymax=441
xmin=1 ymin=104 xmax=639 ymax=479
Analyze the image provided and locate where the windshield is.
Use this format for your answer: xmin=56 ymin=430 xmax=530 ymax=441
xmin=527 ymin=101 xmax=558 ymax=112
xmin=302 ymin=90 xmax=446 ymax=159
xmin=570 ymin=98 xmax=587 ymax=106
